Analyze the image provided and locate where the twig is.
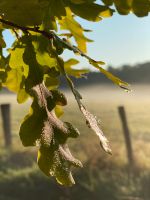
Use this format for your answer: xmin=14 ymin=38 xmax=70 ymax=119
xmin=0 ymin=18 xmax=101 ymax=64
xmin=0 ymin=18 xmax=54 ymax=39
xmin=0 ymin=17 xmax=130 ymax=91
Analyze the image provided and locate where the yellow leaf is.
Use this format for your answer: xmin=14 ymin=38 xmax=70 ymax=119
xmin=59 ymin=8 xmax=92 ymax=53
xmin=9 ymin=48 xmax=29 ymax=78
xmin=54 ymin=105 xmax=64 ymax=118
xmin=90 ymin=60 xmax=130 ymax=91
xmin=17 ymin=88 xmax=29 ymax=104
xmin=4 ymin=68 xmax=23 ymax=92
xmin=65 ymin=58 xmax=89 ymax=77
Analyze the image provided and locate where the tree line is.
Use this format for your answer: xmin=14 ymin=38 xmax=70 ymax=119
xmin=65 ymin=62 xmax=150 ymax=88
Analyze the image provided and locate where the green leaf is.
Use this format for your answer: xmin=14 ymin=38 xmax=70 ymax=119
xmin=113 ymin=0 xmax=132 ymax=15
xmin=70 ymin=0 xmax=88 ymax=4
xmin=59 ymin=8 xmax=93 ymax=53
xmin=0 ymin=0 xmax=45 ymax=26
xmin=102 ymin=0 xmax=113 ymax=6
xmin=22 ymin=35 xmax=43 ymax=91
xmin=51 ymin=90 xmax=67 ymax=106
xmin=44 ymin=75 xmax=59 ymax=90
xmin=19 ymin=96 xmax=47 ymax=146
xmin=9 ymin=47 xmax=29 ymax=77
xmin=36 ymin=51 xmax=57 ymax=69
xmin=109 ymin=0 xmax=150 ymax=17
xmin=19 ymin=83 xmax=82 ymax=185
xmin=64 ymin=58 xmax=89 ymax=78
xmin=4 ymin=67 xmax=23 ymax=92
xmin=0 ymin=55 xmax=8 ymax=88
xmin=89 ymin=60 xmax=130 ymax=91
xmin=0 ymin=35 xmax=6 ymax=48
xmin=132 ymin=0 xmax=150 ymax=17
xmin=70 ymin=3 xmax=114 ymax=22
xmin=17 ymin=88 xmax=29 ymax=104
xmin=42 ymin=0 xmax=66 ymax=31
xmin=38 ymin=144 xmax=82 ymax=186
xmin=55 ymin=105 xmax=64 ymax=118
xmin=1 ymin=0 xmax=148 ymax=188
xmin=53 ymin=37 xmax=65 ymax=55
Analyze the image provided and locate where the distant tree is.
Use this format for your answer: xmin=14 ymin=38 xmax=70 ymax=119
xmin=0 ymin=0 xmax=149 ymax=186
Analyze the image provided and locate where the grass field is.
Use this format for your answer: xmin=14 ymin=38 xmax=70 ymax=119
xmin=0 ymin=84 xmax=150 ymax=200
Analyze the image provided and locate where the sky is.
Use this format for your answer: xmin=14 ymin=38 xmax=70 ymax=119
xmin=83 ymin=13 xmax=150 ymax=68
xmin=3 ymin=12 xmax=150 ymax=69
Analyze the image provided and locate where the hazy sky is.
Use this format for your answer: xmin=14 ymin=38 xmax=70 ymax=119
xmin=83 ymin=13 xmax=150 ymax=68
xmin=3 ymin=12 xmax=150 ymax=68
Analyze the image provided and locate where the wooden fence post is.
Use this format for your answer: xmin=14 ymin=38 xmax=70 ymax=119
xmin=0 ymin=104 xmax=12 ymax=147
xmin=118 ymin=106 xmax=134 ymax=167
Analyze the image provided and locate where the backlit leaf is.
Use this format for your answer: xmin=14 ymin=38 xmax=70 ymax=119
xmin=19 ymin=83 xmax=82 ymax=185
xmin=55 ymin=105 xmax=64 ymax=118
xmin=1 ymin=0 xmax=148 ymax=187
xmin=70 ymin=3 xmax=114 ymax=22
xmin=0 ymin=36 xmax=6 ymax=48
xmin=4 ymin=67 xmax=23 ymax=92
xmin=64 ymin=58 xmax=89 ymax=78
xmin=59 ymin=8 xmax=92 ymax=53
xmin=9 ymin=47 xmax=29 ymax=77
xmin=17 ymin=88 xmax=29 ymax=104
xmin=89 ymin=60 xmax=130 ymax=91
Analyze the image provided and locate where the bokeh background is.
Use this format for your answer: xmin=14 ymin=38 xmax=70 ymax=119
xmin=0 ymin=12 xmax=150 ymax=200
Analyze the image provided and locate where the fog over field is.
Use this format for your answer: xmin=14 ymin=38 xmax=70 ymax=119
xmin=1 ymin=83 xmax=150 ymax=103
xmin=0 ymin=84 xmax=150 ymax=200
xmin=1 ymin=84 xmax=150 ymax=155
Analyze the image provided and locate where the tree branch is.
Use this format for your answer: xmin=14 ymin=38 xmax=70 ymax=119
xmin=0 ymin=18 xmax=54 ymax=39
xmin=0 ymin=18 xmax=99 ymax=62
xmin=0 ymin=17 xmax=130 ymax=91
xmin=0 ymin=18 xmax=93 ymax=59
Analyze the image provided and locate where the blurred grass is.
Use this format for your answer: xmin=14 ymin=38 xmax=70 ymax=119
xmin=0 ymin=84 xmax=150 ymax=200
